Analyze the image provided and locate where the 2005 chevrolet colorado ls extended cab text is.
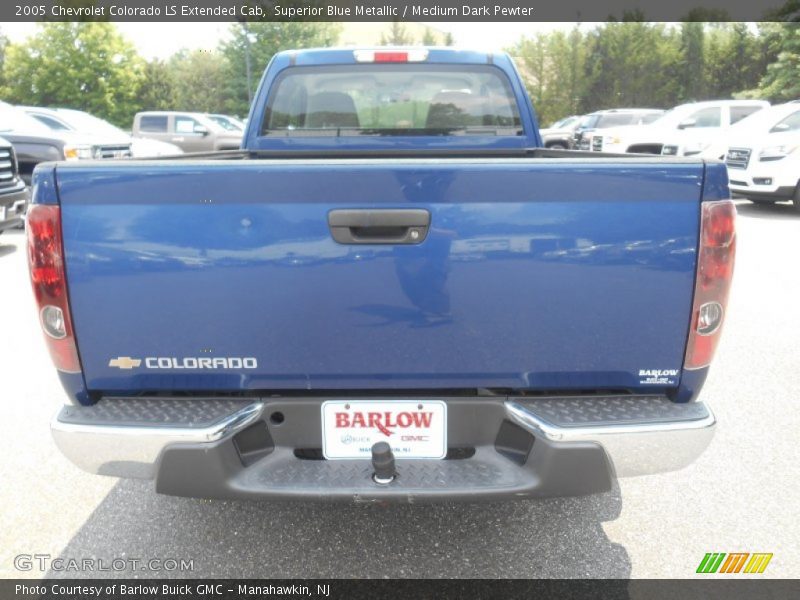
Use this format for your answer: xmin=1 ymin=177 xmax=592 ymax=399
xmin=29 ymin=48 xmax=735 ymax=501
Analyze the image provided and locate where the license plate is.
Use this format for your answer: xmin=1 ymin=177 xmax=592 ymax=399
xmin=321 ymin=400 xmax=447 ymax=460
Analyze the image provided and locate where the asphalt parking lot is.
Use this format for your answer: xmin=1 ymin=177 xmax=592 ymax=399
xmin=1 ymin=200 xmax=798 ymax=579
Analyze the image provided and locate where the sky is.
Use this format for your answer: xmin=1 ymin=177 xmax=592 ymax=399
xmin=1 ymin=22 xmax=577 ymax=59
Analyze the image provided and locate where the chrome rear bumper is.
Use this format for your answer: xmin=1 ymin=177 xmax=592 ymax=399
xmin=52 ymin=400 xmax=263 ymax=479
xmin=505 ymin=398 xmax=715 ymax=477
xmin=51 ymin=395 xmax=715 ymax=498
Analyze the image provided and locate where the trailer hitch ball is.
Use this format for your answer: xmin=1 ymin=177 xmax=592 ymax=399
xmin=371 ymin=442 xmax=396 ymax=484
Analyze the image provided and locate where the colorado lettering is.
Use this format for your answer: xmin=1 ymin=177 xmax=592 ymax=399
xmin=143 ymin=357 xmax=257 ymax=369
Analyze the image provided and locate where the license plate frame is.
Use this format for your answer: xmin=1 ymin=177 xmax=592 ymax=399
xmin=321 ymin=400 xmax=447 ymax=460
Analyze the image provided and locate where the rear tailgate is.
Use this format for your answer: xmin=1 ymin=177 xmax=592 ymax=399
xmin=56 ymin=158 xmax=702 ymax=393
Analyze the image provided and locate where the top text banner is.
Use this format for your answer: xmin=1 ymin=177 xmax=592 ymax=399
xmin=6 ymin=0 xmax=796 ymax=22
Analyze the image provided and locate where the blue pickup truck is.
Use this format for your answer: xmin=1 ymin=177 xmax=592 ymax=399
xmin=28 ymin=48 xmax=735 ymax=501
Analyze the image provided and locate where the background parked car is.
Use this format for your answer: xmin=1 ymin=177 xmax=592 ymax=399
xmin=133 ymin=112 xmax=243 ymax=153
xmin=23 ymin=106 xmax=183 ymax=158
xmin=595 ymin=100 xmax=769 ymax=155
xmin=726 ymin=114 xmax=800 ymax=210
xmin=0 ymin=103 xmax=131 ymax=184
xmin=660 ymin=102 xmax=800 ymax=160
xmin=539 ymin=115 xmax=582 ymax=149
xmin=0 ymin=135 xmax=28 ymax=235
xmin=127 ymin=137 xmax=184 ymax=158
xmin=206 ymin=114 xmax=245 ymax=132
xmin=572 ymin=109 xmax=664 ymax=150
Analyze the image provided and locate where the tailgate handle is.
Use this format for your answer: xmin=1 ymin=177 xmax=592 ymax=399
xmin=328 ymin=209 xmax=430 ymax=245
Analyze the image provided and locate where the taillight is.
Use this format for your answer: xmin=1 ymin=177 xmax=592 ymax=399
xmin=26 ymin=204 xmax=81 ymax=373
xmin=684 ymin=200 xmax=736 ymax=369
xmin=354 ymin=49 xmax=429 ymax=63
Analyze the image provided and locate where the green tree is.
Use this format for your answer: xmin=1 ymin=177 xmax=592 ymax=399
xmin=679 ymin=21 xmax=706 ymax=100
xmin=443 ymin=32 xmax=455 ymax=46
xmin=1 ymin=23 xmax=144 ymax=127
xmin=421 ymin=28 xmax=438 ymax=46
xmin=704 ymin=24 xmax=764 ymax=99
xmin=0 ymin=29 xmax=8 ymax=88
xmin=581 ymin=22 xmax=680 ymax=112
xmin=747 ymin=23 xmax=800 ymax=101
xmin=511 ymin=21 xmax=784 ymax=120
xmin=512 ymin=27 xmax=590 ymax=125
xmin=512 ymin=34 xmax=547 ymax=119
xmin=380 ymin=22 xmax=414 ymax=46
xmin=168 ymin=49 xmax=228 ymax=113
xmin=138 ymin=59 xmax=175 ymax=112
xmin=219 ymin=22 xmax=340 ymax=117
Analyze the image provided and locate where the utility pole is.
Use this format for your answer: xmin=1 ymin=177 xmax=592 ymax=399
xmin=243 ymin=23 xmax=256 ymax=107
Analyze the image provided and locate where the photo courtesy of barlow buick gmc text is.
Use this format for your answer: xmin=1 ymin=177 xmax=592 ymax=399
xmin=0 ymin=1 xmax=799 ymax=597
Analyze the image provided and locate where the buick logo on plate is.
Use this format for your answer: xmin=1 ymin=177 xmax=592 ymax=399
xmin=340 ymin=434 xmax=370 ymax=445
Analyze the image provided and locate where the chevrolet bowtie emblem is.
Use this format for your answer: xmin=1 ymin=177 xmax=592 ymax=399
xmin=109 ymin=356 xmax=142 ymax=369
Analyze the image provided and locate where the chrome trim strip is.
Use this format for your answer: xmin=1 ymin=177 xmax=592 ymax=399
xmin=505 ymin=400 xmax=716 ymax=477
xmin=51 ymin=402 xmax=263 ymax=479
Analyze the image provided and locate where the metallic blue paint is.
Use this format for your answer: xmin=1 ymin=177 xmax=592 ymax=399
xmin=57 ymin=371 xmax=91 ymax=405
xmin=673 ymin=368 xmax=709 ymax=403
xmin=701 ymin=161 xmax=731 ymax=202
xmin=53 ymin=159 xmax=704 ymax=394
xmin=31 ymin=164 xmax=59 ymax=205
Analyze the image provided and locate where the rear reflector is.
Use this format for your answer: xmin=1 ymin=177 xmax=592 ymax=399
xmin=354 ymin=49 xmax=429 ymax=63
xmin=684 ymin=200 xmax=736 ymax=370
xmin=26 ymin=205 xmax=81 ymax=373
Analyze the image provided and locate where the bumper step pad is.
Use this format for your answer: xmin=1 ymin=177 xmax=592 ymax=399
xmin=53 ymin=394 xmax=714 ymax=501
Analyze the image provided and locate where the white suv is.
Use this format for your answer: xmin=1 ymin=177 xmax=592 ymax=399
xmin=660 ymin=102 xmax=800 ymax=160
xmin=726 ymin=108 xmax=800 ymax=210
xmin=592 ymin=100 xmax=769 ymax=155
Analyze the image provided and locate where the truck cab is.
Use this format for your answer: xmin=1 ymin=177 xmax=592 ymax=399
xmin=243 ymin=47 xmax=540 ymax=152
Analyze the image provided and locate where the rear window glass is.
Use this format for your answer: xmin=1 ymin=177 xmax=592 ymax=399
xmin=730 ymin=105 xmax=762 ymax=124
xmin=771 ymin=110 xmax=800 ymax=133
xmin=596 ymin=113 xmax=640 ymax=128
xmin=640 ymin=112 xmax=663 ymax=124
xmin=33 ymin=114 xmax=71 ymax=131
xmin=175 ymin=116 xmax=200 ymax=134
xmin=686 ymin=107 xmax=721 ymax=128
xmin=262 ymin=64 xmax=522 ymax=137
xmin=139 ymin=115 xmax=168 ymax=132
